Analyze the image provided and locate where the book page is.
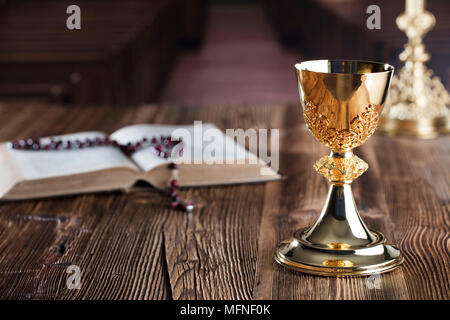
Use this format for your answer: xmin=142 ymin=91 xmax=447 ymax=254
xmin=110 ymin=123 xmax=259 ymax=172
xmin=5 ymin=131 xmax=138 ymax=181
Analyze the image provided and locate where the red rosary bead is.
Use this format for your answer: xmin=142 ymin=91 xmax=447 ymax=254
xmin=169 ymin=162 xmax=178 ymax=170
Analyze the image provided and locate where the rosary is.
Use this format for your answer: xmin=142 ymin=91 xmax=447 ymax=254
xmin=10 ymin=135 xmax=194 ymax=212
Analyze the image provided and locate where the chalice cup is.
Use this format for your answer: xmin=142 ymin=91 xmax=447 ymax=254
xmin=275 ymin=60 xmax=404 ymax=276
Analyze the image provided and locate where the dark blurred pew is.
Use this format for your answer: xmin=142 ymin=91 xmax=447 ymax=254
xmin=0 ymin=0 xmax=209 ymax=106
xmin=264 ymin=0 xmax=450 ymax=88
xmin=264 ymin=0 xmax=391 ymax=60
xmin=178 ymin=0 xmax=209 ymax=46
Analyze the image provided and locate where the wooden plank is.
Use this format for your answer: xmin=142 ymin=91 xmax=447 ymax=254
xmin=374 ymin=135 xmax=450 ymax=300
xmin=163 ymin=184 xmax=265 ymax=299
xmin=252 ymin=181 xmax=282 ymax=299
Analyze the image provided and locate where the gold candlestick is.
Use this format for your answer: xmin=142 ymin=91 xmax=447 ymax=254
xmin=378 ymin=0 xmax=450 ymax=138
xmin=275 ymin=60 xmax=403 ymax=276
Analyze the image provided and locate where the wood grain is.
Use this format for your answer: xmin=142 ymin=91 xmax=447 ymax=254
xmin=0 ymin=102 xmax=448 ymax=299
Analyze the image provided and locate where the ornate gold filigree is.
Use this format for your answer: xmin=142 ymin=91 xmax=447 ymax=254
xmin=314 ymin=154 xmax=368 ymax=184
xmin=384 ymin=63 xmax=449 ymax=121
xmin=303 ymin=101 xmax=379 ymax=152
xmin=379 ymin=0 xmax=449 ymax=137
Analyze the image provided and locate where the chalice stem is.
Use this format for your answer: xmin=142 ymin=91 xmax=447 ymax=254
xmin=304 ymin=151 xmax=377 ymax=248
xmin=303 ymin=183 xmax=378 ymax=248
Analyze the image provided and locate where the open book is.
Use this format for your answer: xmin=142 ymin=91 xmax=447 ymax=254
xmin=0 ymin=123 xmax=280 ymax=200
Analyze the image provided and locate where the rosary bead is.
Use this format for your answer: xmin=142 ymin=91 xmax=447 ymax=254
xmin=84 ymin=139 xmax=91 ymax=146
xmin=171 ymin=180 xmax=179 ymax=187
xmin=95 ymin=137 xmax=103 ymax=146
xmin=76 ymin=140 xmax=84 ymax=148
xmin=168 ymin=162 xmax=178 ymax=170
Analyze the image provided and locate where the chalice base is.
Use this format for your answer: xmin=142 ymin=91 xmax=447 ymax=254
xmin=275 ymin=232 xmax=403 ymax=277
xmin=275 ymin=184 xmax=403 ymax=276
xmin=378 ymin=114 xmax=450 ymax=139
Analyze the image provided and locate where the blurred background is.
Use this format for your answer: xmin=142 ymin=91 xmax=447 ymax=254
xmin=0 ymin=0 xmax=448 ymax=107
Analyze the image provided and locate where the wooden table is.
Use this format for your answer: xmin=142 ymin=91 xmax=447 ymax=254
xmin=0 ymin=102 xmax=448 ymax=299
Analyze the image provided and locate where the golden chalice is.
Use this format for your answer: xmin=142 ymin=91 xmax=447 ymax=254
xmin=275 ymin=60 xmax=404 ymax=276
